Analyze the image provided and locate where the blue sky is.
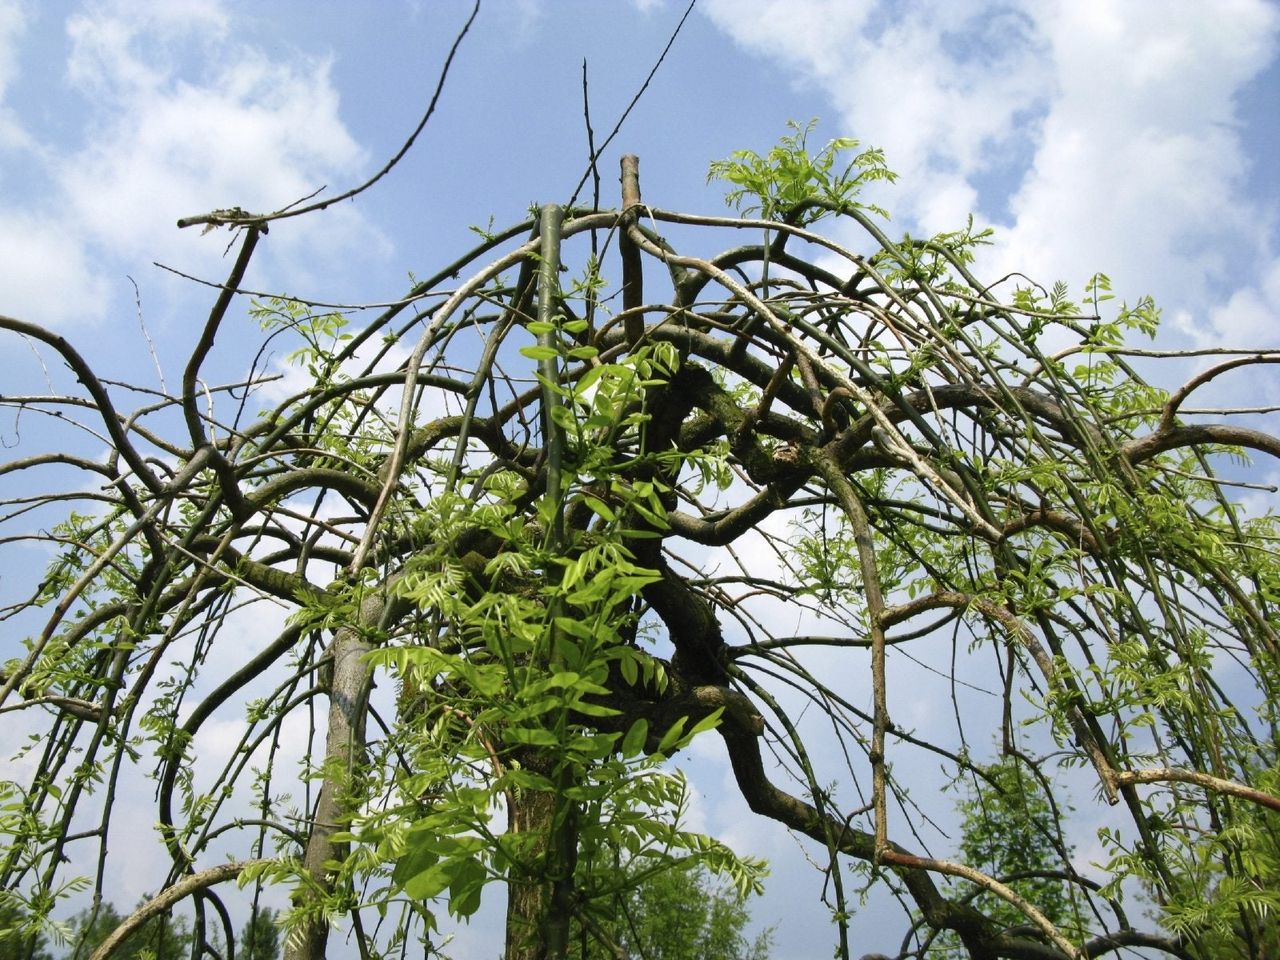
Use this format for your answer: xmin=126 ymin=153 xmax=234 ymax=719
xmin=2 ymin=1 xmax=1279 ymax=958
xmin=3 ymin=1 xmax=1277 ymax=344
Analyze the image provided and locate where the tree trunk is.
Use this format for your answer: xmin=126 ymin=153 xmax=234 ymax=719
xmin=284 ymin=596 xmax=380 ymax=960
xmin=504 ymin=750 xmax=557 ymax=960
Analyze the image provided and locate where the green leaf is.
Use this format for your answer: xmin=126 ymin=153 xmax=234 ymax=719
xmin=631 ymin=502 xmax=669 ymax=529
xmin=391 ymin=836 xmax=439 ymax=888
xmin=554 ymin=616 xmax=593 ymax=640
xmin=549 ymin=404 xmax=577 ymax=431
xmin=520 ymin=345 xmax=560 ymax=361
xmin=688 ymin=707 xmax=724 ymax=738
xmin=502 ymin=768 xmax=557 ymax=793
xmin=573 ymin=363 xmax=608 ymax=398
xmin=448 ymin=857 xmax=487 ymax=918
xmin=507 ymin=727 xmax=560 ymax=747
xmin=657 ymin=716 xmax=689 ymax=753
xmin=396 ymin=856 xmax=450 ymax=900
xmin=621 ymin=718 xmax=648 ymax=758
xmin=583 ymin=495 xmax=615 ymax=522
xmin=568 ymin=699 xmax=621 ymax=718
xmin=618 ymin=651 xmax=639 ymax=686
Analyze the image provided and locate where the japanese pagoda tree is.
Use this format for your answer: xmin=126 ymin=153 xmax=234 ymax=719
xmin=3 ymin=117 xmax=1280 ymax=960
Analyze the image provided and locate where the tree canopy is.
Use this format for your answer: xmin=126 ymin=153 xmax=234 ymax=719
xmin=2 ymin=114 xmax=1279 ymax=960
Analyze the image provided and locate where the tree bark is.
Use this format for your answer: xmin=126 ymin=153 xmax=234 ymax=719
xmin=283 ymin=594 xmax=380 ymax=960
xmin=504 ymin=750 xmax=557 ymax=960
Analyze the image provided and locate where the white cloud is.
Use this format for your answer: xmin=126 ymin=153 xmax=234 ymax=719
xmin=1166 ymin=256 xmax=1280 ymax=424
xmin=702 ymin=0 xmax=1280 ymax=337
xmin=0 ymin=1 xmax=32 ymax=152
xmin=701 ymin=0 xmax=874 ymax=81
xmin=1183 ymin=255 xmax=1280 ymax=348
xmin=0 ymin=209 xmax=111 ymax=326
xmin=0 ymin=0 xmax=26 ymax=93
xmin=0 ymin=0 xmax=390 ymax=328
xmin=500 ymin=0 xmax=546 ymax=46
xmin=993 ymin=1 xmax=1278 ymax=310
xmin=64 ymin=0 xmax=230 ymax=96
xmin=64 ymin=2 xmax=384 ymax=268
xmin=703 ymin=1 xmax=1048 ymax=228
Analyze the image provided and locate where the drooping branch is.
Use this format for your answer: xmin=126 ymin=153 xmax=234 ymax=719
xmin=1112 ymin=767 xmax=1280 ymax=813
xmin=88 ymin=861 xmax=271 ymax=960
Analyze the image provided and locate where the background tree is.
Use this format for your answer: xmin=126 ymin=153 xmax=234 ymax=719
xmin=573 ymin=862 xmax=772 ymax=960
xmin=933 ymin=757 xmax=1280 ymax=960
xmin=0 ymin=901 xmax=54 ymax=960
xmin=2 ymin=111 xmax=1280 ymax=960
xmin=237 ymin=909 xmax=279 ymax=960
xmin=913 ymin=758 xmax=1082 ymax=958
xmin=68 ymin=902 xmax=192 ymax=960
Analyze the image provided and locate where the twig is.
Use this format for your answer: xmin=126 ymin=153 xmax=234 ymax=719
xmin=151 ymin=260 xmax=453 ymax=311
xmin=814 ymin=453 xmax=890 ymax=858
xmin=581 ymin=59 xmax=601 ymax=214
xmin=176 ymin=1 xmax=481 ymax=230
xmin=565 ymin=0 xmax=697 ymax=208
xmin=1160 ymin=354 xmax=1280 ymax=431
xmin=127 ymin=275 xmax=166 ymax=392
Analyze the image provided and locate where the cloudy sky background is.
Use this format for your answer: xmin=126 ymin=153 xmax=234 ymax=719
xmin=1 ymin=1 xmax=1278 ymax=957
